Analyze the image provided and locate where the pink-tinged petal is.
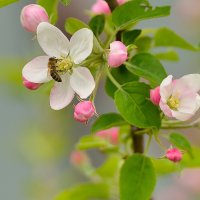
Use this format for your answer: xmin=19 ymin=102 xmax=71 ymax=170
xmin=178 ymin=92 xmax=197 ymax=114
xmin=91 ymin=0 xmax=111 ymax=14
xmin=70 ymin=67 xmax=95 ymax=99
xmin=108 ymin=41 xmax=128 ymax=68
xmin=74 ymin=101 xmax=95 ymax=123
xmin=69 ymin=28 xmax=93 ymax=64
xmin=22 ymin=56 xmax=51 ymax=83
xmin=117 ymin=0 xmax=126 ymax=5
xmin=159 ymin=100 xmax=173 ymax=117
xmin=20 ymin=4 xmax=49 ymax=32
xmin=160 ymin=75 xmax=173 ymax=103
xmin=171 ymin=110 xmax=194 ymax=121
xmin=150 ymin=86 xmax=161 ymax=106
xmin=50 ymin=75 xmax=75 ymax=110
xmin=22 ymin=77 xmax=41 ymax=90
xmin=174 ymin=74 xmax=200 ymax=93
xmin=37 ymin=22 xmax=70 ymax=58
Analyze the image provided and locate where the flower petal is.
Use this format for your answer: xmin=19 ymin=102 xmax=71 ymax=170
xmin=69 ymin=28 xmax=93 ymax=64
xmin=50 ymin=75 xmax=75 ymax=110
xmin=70 ymin=67 xmax=95 ymax=99
xmin=174 ymin=74 xmax=200 ymax=93
xmin=159 ymin=100 xmax=173 ymax=117
xmin=22 ymin=56 xmax=51 ymax=83
xmin=37 ymin=22 xmax=70 ymax=58
xmin=171 ymin=110 xmax=194 ymax=121
xmin=160 ymin=75 xmax=173 ymax=103
xmin=178 ymin=92 xmax=198 ymax=114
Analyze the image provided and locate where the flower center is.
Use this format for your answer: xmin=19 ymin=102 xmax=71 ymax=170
xmin=48 ymin=57 xmax=73 ymax=82
xmin=167 ymin=96 xmax=180 ymax=110
xmin=56 ymin=57 xmax=73 ymax=74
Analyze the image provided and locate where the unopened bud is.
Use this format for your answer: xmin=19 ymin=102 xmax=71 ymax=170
xmin=166 ymin=148 xmax=183 ymax=162
xmin=91 ymin=0 xmax=111 ymax=15
xmin=150 ymin=86 xmax=161 ymax=106
xmin=74 ymin=101 xmax=95 ymax=123
xmin=70 ymin=151 xmax=88 ymax=166
xmin=117 ymin=0 xmax=127 ymax=5
xmin=20 ymin=4 xmax=49 ymax=32
xmin=23 ymin=77 xmax=41 ymax=90
xmin=108 ymin=41 xmax=128 ymax=68
xmin=96 ymin=127 xmax=119 ymax=145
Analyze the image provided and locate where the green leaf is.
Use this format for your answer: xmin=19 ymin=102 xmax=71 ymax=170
xmin=60 ymin=0 xmax=71 ymax=6
xmin=126 ymin=53 xmax=167 ymax=87
xmin=91 ymin=113 xmax=127 ymax=133
xmin=169 ymin=133 xmax=193 ymax=157
xmin=55 ymin=183 xmax=109 ymax=200
xmin=152 ymin=158 xmax=180 ymax=175
xmin=120 ymin=154 xmax=156 ymax=200
xmin=76 ymin=135 xmax=109 ymax=150
xmin=112 ymin=0 xmax=170 ymax=30
xmin=122 ymin=29 xmax=141 ymax=46
xmin=0 ymin=0 xmax=18 ymax=7
xmin=37 ymin=0 xmax=59 ymax=24
xmin=115 ymin=82 xmax=161 ymax=128
xmin=182 ymin=146 xmax=200 ymax=167
xmin=154 ymin=27 xmax=198 ymax=51
xmin=135 ymin=36 xmax=153 ymax=52
xmin=105 ymin=65 xmax=139 ymax=98
xmin=65 ymin=17 xmax=88 ymax=34
xmin=95 ymin=155 xmax=120 ymax=178
xmin=154 ymin=50 xmax=179 ymax=61
xmin=135 ymin=36 xmax=152 ymax=52
xmin=89 ymin=15 xmax=105 ymax=36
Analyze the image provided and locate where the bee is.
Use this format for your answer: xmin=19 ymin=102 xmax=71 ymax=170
xmin=48 ymin=57 xmax=62 ymax=82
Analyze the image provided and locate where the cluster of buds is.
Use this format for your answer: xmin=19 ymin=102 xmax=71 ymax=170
xmin=91 ymin=0 xmax=127 ymax=15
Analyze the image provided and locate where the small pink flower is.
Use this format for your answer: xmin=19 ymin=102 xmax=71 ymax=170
xmin=159 ymin=74 xmax=200 ymax=121
xmin=117 ymin=0 xmax=127 ymax=5
xmin=96 ymin=127 xmax=119 ymax=145
xmin=74 ymin=101 xmax=95 ymax=123
xmin=20 ymin=4 xmax=49 ymax=32
xmin=108 ymin=41 xmax=128 ymax=68
xmin=150 ymin=86 xmax=161 ymax=106
xmin=22 ymin=77 xmax=41 ymax=90
xmin=166 ymin=148 xmax=183 ymax=162
xmin=70 ymin=151 xmax=88 ymax=166
xmin=91 ymin=0 xmax=111 ymax=15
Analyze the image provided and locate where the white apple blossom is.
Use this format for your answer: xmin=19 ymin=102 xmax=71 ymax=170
xmin=159 ymin=74 xmax=200 ymax=121
xmin=23 ymin=22 xmax=95 ymax=110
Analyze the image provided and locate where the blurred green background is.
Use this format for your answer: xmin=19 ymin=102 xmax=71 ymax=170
xmin=1 ymin=0 xmax=200 ymax=199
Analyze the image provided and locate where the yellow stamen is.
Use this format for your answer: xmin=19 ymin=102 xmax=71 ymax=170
xmin=167 ymin=96 xmax=180 ymax=110
xmin=57 ymin=57 xmax=73 ymax=74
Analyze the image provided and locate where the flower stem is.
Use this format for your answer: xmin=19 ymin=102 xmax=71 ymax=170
xmin=105 ymin=65 xmax=121 ymax=89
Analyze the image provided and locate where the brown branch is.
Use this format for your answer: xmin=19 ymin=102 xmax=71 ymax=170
xmin=130 ymin=126 xmax=144 ymax=153
xmin=104 ymin=0 xmax=118 ymax=11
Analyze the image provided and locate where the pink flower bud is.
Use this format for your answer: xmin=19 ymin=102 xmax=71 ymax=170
xmin=20 ymin=4 xmax=49 ymax=32
xmin=108 ymin=41 xmax=128 ymax=68
xmin=150 ymin=86 xmax=161 ymax=106
xmin=166 ymin=148 xmax=183 ymax=162
xmin=74 ymin=101 xmax=95 ymax=123
xmin=96 ymin=127 xmax=119 ymax=145
xmin=91 ymin=0 xmax=111 ymax=15
xmin=70 ymin=151 xmax=88 ymax=166
xmin=117 ymin=0 xmax=127 ymax=5
xmin=23 ymin=77 xmax=41 ymax=90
